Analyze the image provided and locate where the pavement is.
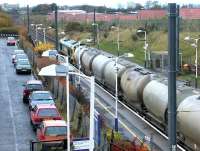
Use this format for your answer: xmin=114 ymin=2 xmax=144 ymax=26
xmin=0 ymin=39 xmax=35 ymax=151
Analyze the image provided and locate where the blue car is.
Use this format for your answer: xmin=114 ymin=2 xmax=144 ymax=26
xmin=29 ymin=91 xmax=55 ymax=110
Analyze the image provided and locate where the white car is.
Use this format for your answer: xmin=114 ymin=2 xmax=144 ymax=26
xmin=12 ymin=49 xmax=25 ymax=63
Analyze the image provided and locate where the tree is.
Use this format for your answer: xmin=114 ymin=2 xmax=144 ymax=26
xmin=34 ymin=42 xmax=54 ymax=56
xmin=126 ymin=1 xmax=136 ymax=10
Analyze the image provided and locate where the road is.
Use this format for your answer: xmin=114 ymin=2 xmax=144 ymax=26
xmin=0 ymin=39 xmax=35 ymax=151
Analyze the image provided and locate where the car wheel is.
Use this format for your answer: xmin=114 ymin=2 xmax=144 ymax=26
xmin=16 ymin=69 xmax=19 ymax=74
xmin=23 ymin=97 xmax=26 ymax=103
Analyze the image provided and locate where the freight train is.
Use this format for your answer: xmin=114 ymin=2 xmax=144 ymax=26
xmin=59 ymin=38 xmax=200 ymax=151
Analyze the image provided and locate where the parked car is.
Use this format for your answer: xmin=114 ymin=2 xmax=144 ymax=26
xmin=23 ymin=80 xmax=43 ymax=103
xmin=29 ymin=91 xmax=55 ymax=110
xmin=13 ymin=53 xmax=28 ymax=66
xmin=7 ymin=37 xmax=16 ymax=46
xmin=15 ymin=59 xmax=31 ymax=74
xmin=30 ymin=104 xmax=62 ymax=130
xmin=37 ymin=120 xmax=67 ymax=150
xmin=12 ymin=49 xmax=24 ymax=63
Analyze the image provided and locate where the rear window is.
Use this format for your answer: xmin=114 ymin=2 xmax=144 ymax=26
xmin=27 ymin=84 xmax=43 ymax=90
xmin=45 ymin=126 xmax=67 ymax=136
xmin=32 ymin=92 xmax=52 ymax=100
xmin=38 ymin=108 xmax=58 ymax=117
xmin=8 ymin=37 xmax=15 ymax=40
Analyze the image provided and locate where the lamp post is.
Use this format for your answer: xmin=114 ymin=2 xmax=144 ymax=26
xmin=114 ymin=53 xmax=134 ymax=131
xmin=92 ymin=23 xmax=99 ymax=49
xmin=30 ymin=24 xmax=42 ymax=42
xmin=184 ymin=36 xmax=200 ymax=88
xmin=137 ymin=29 xmax=149 ymax=68
xmin=65 ymin=56 xmax=95 ymax=151
xmin=37 ymin=26 xmax=52 ymax=43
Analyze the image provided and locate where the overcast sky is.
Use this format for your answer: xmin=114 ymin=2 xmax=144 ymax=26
xmin=0 ymin=0 xmax=199 ymax=7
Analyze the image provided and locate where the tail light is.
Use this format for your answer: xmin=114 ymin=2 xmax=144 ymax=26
xmin=33 ymin=117 xmax=42 ymax=122
xmin=23 ymin=89 xmax=30 ymax=96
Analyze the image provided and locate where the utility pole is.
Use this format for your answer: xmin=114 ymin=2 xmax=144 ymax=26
xmin=93 ymin=8 xmax=96 ymax=45
xmin=55 ymin=4 xmax=58 ymax=50
xmin=27 ymin=5 xmax=30 ymax=36
xmin=168 ymin=3 xmax=177 ymax=151
xmin=176 ymin=5 xmax=180 ymax=73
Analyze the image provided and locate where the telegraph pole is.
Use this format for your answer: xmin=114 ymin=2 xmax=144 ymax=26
xmin=27 ymin=5 xmax=30 ymax=36
xmin=176 ymin=5 xmax=180 ymax=73
xmin=55 ymin=4 xmax=59 ymax=50
xmin=93 ymin=8 xmax=96 ymax=45
xmin=168 ymin=3 xmax=177 ymax=151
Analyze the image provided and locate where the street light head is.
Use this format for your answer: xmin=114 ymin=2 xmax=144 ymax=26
xmin=92 ymin=23 xmax=98 ymax=26
xmin=137 ymin=29 xmax=145 ymax=33
xmin=184 ymin=36 xmax=190 ymax=41
xmin=191 ymin=43 xmax=197 ymax=48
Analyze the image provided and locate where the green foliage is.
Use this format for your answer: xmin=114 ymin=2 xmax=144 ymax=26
xmin=65 ymin=22 xmax=92 ymax=32
xmin=0 ymin=27 xmax=18 ymax=34
xmin=0 ymin=12 xmax=13 ymax=27
xmin=32 ymin=3 xmax=56 ymax=15
xmin=131 ymin=33 xmax=138 ymax=41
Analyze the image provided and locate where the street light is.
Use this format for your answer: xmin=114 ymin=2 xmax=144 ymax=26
xmin=114 ymin=53 xmax=134 ymax=131
xmin=31 ymin=24 xmax=42 ymax=42
xmin=184 ymin=36 xmax=200 ymax=88
xmin=92 ymin=23 xmax=99 ymax=49
xmin=37 ymin=26 xmax=52 ymax=43
xmin=137 ymin=29 xmax=149 ymax=68
xmin=65 ymin=56 xmax=95 ymax=151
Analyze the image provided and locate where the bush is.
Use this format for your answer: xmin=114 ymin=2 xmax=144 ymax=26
xmin=0 ymin=27 xmax=19 ymax=34
xmin=34 ymin=42 xmax=54 ymax=56
xmin=131 ymin=33 xmax=138 ymax=41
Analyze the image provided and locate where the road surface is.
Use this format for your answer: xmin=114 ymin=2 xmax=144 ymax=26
xmin=0 ymin=38 xmax=35 ymax=151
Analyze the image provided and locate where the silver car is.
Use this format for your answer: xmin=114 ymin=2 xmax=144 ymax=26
xmin=15 ymin=59 xmax=31 ymax=74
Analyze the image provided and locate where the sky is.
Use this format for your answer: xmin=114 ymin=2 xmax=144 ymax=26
xmin=0 ymin=0 xmax=199 ymax=8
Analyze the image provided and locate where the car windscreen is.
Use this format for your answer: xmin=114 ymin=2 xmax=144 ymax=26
xmin=18 ymin=60 xmax=30 ymax=65
xmin=27 ymin=84 xmax=43 ymax=90
xmin=32 ymin=92 xmax=52 ymax=100
xmin=45 ymin=126 xmax=67 ymax=136
xmin=38 ymin=108 xmax=58 ymax=117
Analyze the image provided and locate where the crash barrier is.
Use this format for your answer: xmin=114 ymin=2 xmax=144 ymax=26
xmin=0 ymin=33 xmax=19 ymax=37
xmin=30 ymin=139 xmax=68 ymax=151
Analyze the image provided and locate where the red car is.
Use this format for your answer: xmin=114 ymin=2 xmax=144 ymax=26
xmin=37 ymin=120 xmax=67 ymax=150
xmin=23 ymin=80 xmax=43 ymax=103
xmin=30 ymin=104 xmax=62 ymax=130
xmin=7 ymin=37 xmax=16 ymax=46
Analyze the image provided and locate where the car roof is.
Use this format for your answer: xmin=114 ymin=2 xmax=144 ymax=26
xmin=36 ymin=104 xmax=56 ymax=109
xmin=43 ymin=120 xmax=67 ymax=127
xmin=32 ymin=91 xmax=50 ymax=94
xmin=14 ymin=49 xmax=24 ymax=53
xmin=27 ymin=80 xmax=42 ymax=85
